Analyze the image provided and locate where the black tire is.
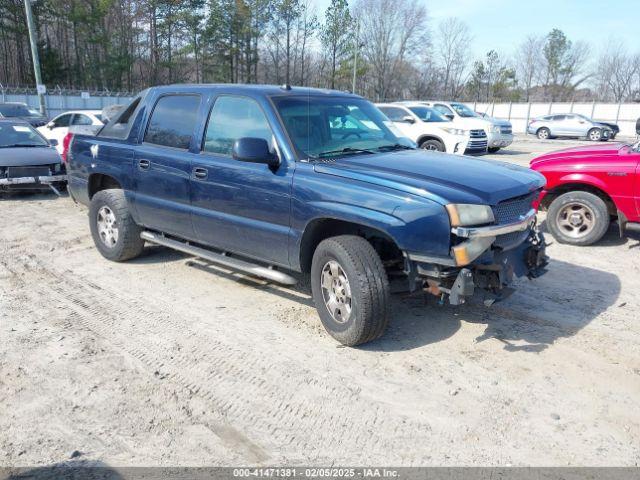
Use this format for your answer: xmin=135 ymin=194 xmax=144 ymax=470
xmin=89 ymin=189 xmax=145 ymax=261
xmin=487 ymin=147 xmax=500 ymax=153
xmin=587 ymin=128 xmax=602 ymax=141
xmin=547 ymin=191 xmax=610 ymax=246
xmin=537 ymin=127 xmax=551 ymax=140
xmin=420 ymin=139 xmax=445 ymax=152
xmin=310 ymin=235 xmax=390 ymax=346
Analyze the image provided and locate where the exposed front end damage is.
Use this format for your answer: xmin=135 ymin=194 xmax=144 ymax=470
xmin=0 ymin=165 xmax=67 ymax=195
xmin=406 ymin=201 xmax=548 ymax=306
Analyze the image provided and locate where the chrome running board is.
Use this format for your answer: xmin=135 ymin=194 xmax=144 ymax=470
xmin=140 ymin=231 xmax=297 ymax=286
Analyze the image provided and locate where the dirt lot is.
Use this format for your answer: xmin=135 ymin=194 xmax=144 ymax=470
xmin=1 ymin=136 xmax=639 ymax=467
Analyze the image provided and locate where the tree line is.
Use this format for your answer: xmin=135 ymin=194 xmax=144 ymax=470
xmin=1 ymin=0 xmax=639 ymax=103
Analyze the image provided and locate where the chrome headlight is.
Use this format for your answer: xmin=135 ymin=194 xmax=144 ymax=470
xmin=446 ymin=204 xmax=495 ymax=227
xmin=440 ymin=127 xmax=467 ymax=136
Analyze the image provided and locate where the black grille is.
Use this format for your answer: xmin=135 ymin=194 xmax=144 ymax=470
xmin=500 ymin=126 xmax=512 ymax=134
xmin=469 ymin=129 xmax=486 ymax=138
xmin=7 ymin=166 xmax=51 ymax=178
xmin=492 ymin=192 xmax=538 ymax=250
xmin=493 ymin=192 xmax=537 ymax=224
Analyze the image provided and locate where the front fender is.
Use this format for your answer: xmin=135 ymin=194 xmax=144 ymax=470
xmin=556 ymin=173 xmax=610 ymax=191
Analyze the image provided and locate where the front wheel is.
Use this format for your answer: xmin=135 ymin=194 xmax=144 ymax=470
xmin=587 ymin=128 xmax=602 ymax=141
xmin=89 ymin=189 xmax=145 ymax=261
xmin=487 ymin=147 xmax=500 ymax=153
xmin=311 ymin=235 xmax=390 ymax=346
xmin=420 ymin=139 xmax=445 ymax=152
xmin=546 ymin=191 xmax=610 ymax=246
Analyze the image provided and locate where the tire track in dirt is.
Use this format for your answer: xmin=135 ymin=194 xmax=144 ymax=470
xmin=1 ymin=248 xmax=434 ymax=464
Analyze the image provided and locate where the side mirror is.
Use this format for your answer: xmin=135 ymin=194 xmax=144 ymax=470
xmin=636 ymin=117 xmax=640 ymax=135
xmin=49 ymin=139 xmax=59 ymax=147
xmin=401 ymin=115 xmax=415 ymax=124
xmin=444 ymin=114 xmax=454 ymax=120
xmin=47 ymin=122 xmax=55 ymax=129
xmin=232 ymin=137 xmax=279 ymax=168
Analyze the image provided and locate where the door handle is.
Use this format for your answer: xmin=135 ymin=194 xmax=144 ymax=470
xmin=193 ymin=167 xmax=208 ymax=180
xmin=138 ymin=159 xmax=150 ymax=170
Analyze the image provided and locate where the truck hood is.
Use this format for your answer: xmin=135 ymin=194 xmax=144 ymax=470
xmin=0 ymin=146 xmax=61 ymax=167
xmin=454 ymin=117 xmax=493 ymax=130
xmin=530 ymin=143 xmax=626 ymax=168
xmin=314 ymin=150 xmax=545 ymax=205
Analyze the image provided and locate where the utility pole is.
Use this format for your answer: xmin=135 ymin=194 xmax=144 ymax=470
xmin=24 ymin=0 xmax=46 ymax=115
xmin=351 ymin=21 xmax=360 ymax=95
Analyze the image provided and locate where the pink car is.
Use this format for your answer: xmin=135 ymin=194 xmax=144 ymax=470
xmin=530 ymin=131 xmax=640 ymax=246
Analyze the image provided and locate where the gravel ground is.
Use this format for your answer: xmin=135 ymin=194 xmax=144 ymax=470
xmin=1 ymin=136 xmax=639 ymax=468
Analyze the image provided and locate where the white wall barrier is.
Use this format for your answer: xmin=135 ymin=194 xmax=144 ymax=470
xmin=471 ymin=102 xmax=640 ymax=137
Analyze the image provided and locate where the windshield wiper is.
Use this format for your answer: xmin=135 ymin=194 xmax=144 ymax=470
xmin=316 ymin=147 xmax=376 ymax=158
xmin=376 ymin=144 xmax=415 ymax=152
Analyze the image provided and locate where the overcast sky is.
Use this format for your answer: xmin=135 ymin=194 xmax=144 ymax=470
xmin=313 ymin=0 xmax=638 ymax=60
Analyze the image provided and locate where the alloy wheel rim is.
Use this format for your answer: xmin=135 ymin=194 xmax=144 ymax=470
xmin=539 ymin=130 xmax=549 ymax=139
xmin=422 ymin=143 xmax=438 ymax=151
xmin=320 ymin=260 xmax=352 ymax=324
xmin=556 ymin=202 xmax=596 ymax=239
xmin=590 ymin=130 xmax=601 ymax=141
xmin=97 ymin=206 xmax=119 ymax=248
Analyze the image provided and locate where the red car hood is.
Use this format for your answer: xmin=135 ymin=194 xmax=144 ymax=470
xmin=530 ymin=142 xmax=627 ymax=168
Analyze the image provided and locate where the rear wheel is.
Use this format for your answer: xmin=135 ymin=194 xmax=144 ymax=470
xmin=547 ymin=191 xmax=610 ymax=246
xmin=89 ymin=189 xmax=145 ymax=261
xmin=311 ymin=235 xmax=390 ymax=346
xmin=420 ymin=139 xmax=445 ymax=152
xmin=587 ymin=128 xmax=602 ymax=141
xmin=537 ymin=127 xmax=551 ymax=140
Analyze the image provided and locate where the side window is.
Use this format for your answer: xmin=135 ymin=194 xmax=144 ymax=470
xmin=71 ymin=114 xmax=93 ymax=126
xmin=52 ymin=114 xmax=72 ymax=128
xmin=203 ymin=96 xmax=272 ymax=156
xmin=379 ymin=107 xmax=407 ymax=122
xmin=434 ymin=104 xmax=453 ymax=116
xmin=552 ymin=115 xmax=566 ymax=121
xmin=144 ymin=95 xmax=201 ymax=149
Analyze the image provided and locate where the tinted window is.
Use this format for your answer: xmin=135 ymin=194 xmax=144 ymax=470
xmin=434 ymin=104 xmax=454 ymax=116
xmin=379 ymin=107 xmax=408 ymax=122
xmin=408 ymin=106 xmax=449 ymax=123
xmin=0 ymin=104 xmax=31 ymax=117
xmin=552 ymin=115 xmax=566 ymax=121
xmin=52 ymin=114 xmax=72 ymax=128
xmin=71 ymin=114 xmax=93 ymax=126
xmin=144 ymin=95 xmax=200 ymax=149
xmin=203 ymin=96 xmax=272 ymax=156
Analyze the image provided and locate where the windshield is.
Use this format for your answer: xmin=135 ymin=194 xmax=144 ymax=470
xmin=0 ymin=123 xmax=49 ymax=147
xmin=450 ymin=103 xmax=478 ymax=118
xmin=408 ymin=106 xmax=450 ymax=123
xmin=0 ymin=104 xmax=38 ymax=117
xmin=272 ymin=96 xmax=412 ymax=159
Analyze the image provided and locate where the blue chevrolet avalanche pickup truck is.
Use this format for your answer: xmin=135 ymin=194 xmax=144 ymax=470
xmin=67 ymin=84 xmax=548 ymax=346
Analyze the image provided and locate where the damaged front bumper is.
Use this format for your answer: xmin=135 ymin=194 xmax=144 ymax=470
xmin=0 ymin=174 xmax=67 ymax=194
xmin=406 ymin=216 xmax=549 ymax=306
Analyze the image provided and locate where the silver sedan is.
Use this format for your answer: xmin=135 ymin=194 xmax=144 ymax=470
xmin=527 ymin=114 xmax=612 ymax=141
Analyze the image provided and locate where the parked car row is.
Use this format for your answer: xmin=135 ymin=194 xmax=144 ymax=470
xmin=376 ymin=100 xmax=514 ymax=155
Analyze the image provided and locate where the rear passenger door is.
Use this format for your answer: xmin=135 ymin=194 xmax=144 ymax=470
xmin=190 ymin=94 xmax=293 ymax=267
xmin=133 ymin=94 xmax=202 ymax=239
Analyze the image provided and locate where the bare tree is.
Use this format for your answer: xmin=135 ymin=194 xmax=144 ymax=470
xmin=515 ymin=35 xmax=543 ymax=101
xmin=354 ymin=0 xmax=428 ymax=101
xmin=596 ymin=39 xmax=640 ymax=102
xmin=436 ymin=17 xmax=471 ymax=99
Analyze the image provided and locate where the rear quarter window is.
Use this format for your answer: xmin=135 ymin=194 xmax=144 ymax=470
xmin=144 ymin=95 xmax=201 ymax=149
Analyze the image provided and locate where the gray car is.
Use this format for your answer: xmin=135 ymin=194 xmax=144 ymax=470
xmin=527 ymin=113 xmax=612 ymax=141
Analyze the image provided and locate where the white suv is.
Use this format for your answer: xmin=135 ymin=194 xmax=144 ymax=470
xmin=412 ymin=101 xmax=513 ymax=153
xmin=376 ymin=103 xmax=468 ymax=155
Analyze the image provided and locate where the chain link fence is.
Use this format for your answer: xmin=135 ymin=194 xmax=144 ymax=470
xmin=0 ymin=84 xmax=135 ymax=117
